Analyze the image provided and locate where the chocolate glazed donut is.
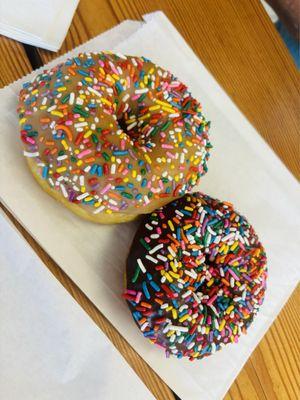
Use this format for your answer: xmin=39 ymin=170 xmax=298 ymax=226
xmin=124 ymin=193 xmax=267 ymax=360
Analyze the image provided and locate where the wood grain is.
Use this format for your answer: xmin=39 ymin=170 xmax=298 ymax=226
xmin=1 ymin=0 xmax=299 ymax=398
xmin=0 ymin=36 xmax=32 ymax=87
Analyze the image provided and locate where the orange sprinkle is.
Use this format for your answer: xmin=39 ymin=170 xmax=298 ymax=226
xmin=55 ymin=124 xmax=73 ymax=141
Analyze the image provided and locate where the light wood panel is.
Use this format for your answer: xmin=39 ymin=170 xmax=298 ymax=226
xmin=0 ymin=35 xmax=32 ymax=87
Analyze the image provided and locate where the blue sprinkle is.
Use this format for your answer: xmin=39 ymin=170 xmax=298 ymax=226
xmin=42 ymin=166 xmax=48 ymax=179
xmin=90 ymin=164 xmax=98 ymax=174
xmin=142 ymin=282 xmax=150 ymax=300
xmin=150 ymin=281 xmax=160 ymax=292
xmin=97 ymin=165 xmax=103 ymax=177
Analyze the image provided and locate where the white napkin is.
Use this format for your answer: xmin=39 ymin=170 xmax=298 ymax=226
xmin=0 ymin=11 xmax=299 ymax=400
xmin=0 ymin=211 xmax=154 ymax=400
xmin=0 ymin=0 xmax=79 ymax=51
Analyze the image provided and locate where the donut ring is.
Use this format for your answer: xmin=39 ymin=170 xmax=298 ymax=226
xmin=124 ymin=193 xmax=267 ymax=360
xmin=18 ymin=52 xmax=211 ymax=223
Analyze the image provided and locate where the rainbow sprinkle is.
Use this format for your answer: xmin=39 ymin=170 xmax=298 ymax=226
xmin=18 ymin=52 xmax=211 ymax=218
xmin=124 ymin=193 xmax=267 ymax=360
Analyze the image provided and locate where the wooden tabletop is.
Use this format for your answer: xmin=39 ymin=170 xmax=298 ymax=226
xmin=1 ymin=1 xmax=299 ymax=399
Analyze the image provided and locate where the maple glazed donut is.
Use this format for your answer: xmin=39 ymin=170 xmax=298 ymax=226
xmin=124 ymin=193 xmax=267 ymax=360
xmin=18 ymin=52 xmax=211 ymax=223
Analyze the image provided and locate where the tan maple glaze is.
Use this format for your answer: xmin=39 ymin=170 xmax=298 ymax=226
xmin=18 ymin=52 xmax=211 ymax=223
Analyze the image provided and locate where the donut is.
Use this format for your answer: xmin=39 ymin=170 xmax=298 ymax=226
xmin=124 ymin=193 xmax=267 ymax=360
xmin=18 ymin=52 xmax=211 ymax=223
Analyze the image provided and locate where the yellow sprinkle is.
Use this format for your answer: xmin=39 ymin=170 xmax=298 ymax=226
xmin=94 ymin=202 xmax=101 ymax=207
xmin=132 ymin=170 xmax=137 ymax=178
xmin=112 ymin=74 xmax=120 ymax=80
xmin=57 ymin=87 xmax=67 ymax=92
xmin=172 ymin=309 xmax=178 ymax=319
xmin=162 ymin=106 xmax=176 ymax=113
xmin=183 ymin=224 xmax=192 ymax=230
xmin=85 ymin=77 xmax=93 ymax=82
xmin=167 ymin=330 xmax=175 ymax=337
xmin=83 ymin=130 xmax=92 ymax=138
xmin=169 ymin=271 xmax=180 ymax=279
xmin=80 ymin=186 xmax=86 ymax=193
xmin=138 ymin=113 xmax=151 ymax=121
xmin=169 ymin=262 xmax=178 ymax=273
xmin=178 ymin=132 xmax=183 ymax=142
xmin=207 ymin=278 xmax=214 ymax=287
xmin=123 ymin=177 xmax=129 ymax=183
xmin=179 ymin=314 xmax=190 ymax=323
xmin=226 ymin=305 xmax=234 ymax=314
xmin=168 ymin=220 xmax=175 ymax=231
xmin=31 ymin=89 xmax=38 ymax=95
xmin=193 ymin=158 xmax=200 ymax=166
xmin=186 ymin=140 xmax=193 ymax=147
xmin=56 ymin=167 xmax=66 ymax=173
xmin=149 ymin=105 xmax=160 ymax=111
xmin=233 ymin=326 xmax=238 ymax=335
xmin=105 ymin=209 xmax=113 ymax=214
xmin=111 ymin=156 xmax=116 ymax=162
xmin=174 ymin=175 xmax=180 ymax=182
xmin=101 ymin=98 xmax=112 ymax=106
xmin=219 ymin=319 xmax=226 ymax=331
xmin=19 ymin=118 xmax=26 ymax=125
xmin=230 ymin=241 xmax=239 ymax=251
xmin=184 ymin=206 xmax=193 ymax=211
xmin=166 ymin=306 xmax=173 ymax=312
xmin=155 ymin=99 xmax=171 ymax=107
xmin=76 ymin=160 xmax=83 ymax=166
xmin=39 ymin=106 xmax=47 ymax=110
xmin=139 ymin=82 xmax=145 ymax=88
xmin=205 ymin=326 xmax=210 ymax=334
xmin=84 ymin=196 xmax=93 ymax=202
xmin=144 ymin=154 xmax=152 ymax=164
xmin=149 ymin=68 xmax=154 ymax=74
xmin=78 ymin=117 xmax=85 ymax=122
xmin=164 ymin=272 xmax=173 ymax=283
xmin=192 ymin=352 xmax=200 ymax=358
xmin=51 ymin=111 xmax=64 ymax=117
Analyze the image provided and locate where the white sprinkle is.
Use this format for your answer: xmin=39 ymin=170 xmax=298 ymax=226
xmin=168 ymin=246 xmax=176 ymax=258
xmin=23 ymin=151 xmax=39 ymax=157
xmin=182 ymin=290 xmax=192 ymax=299
xmin=60 ymin=184 xmax=68 ymax=198
xmin=145 ymin=255 xmax=158 ymax=264
xmin=168 ymin=325 xmax=189 ymax=333
xmin=157 ymin=254 xmax=168 ymax=262
xmin=150 ymin=234 xmax=159 ymax=239
xmin=137 ymin=258 xmax=146 ymax=273
xmin=184 ymin=269 xmax=198 ymax=279
xmin=140 ymin=322 xmax=149 ymax=331
xmin=69 ymin=92 xmax=75 ymax=105
xmin=145 ymin=223 xmax=153 ymax=231
xmin=135 ymin=88 xmax=148 ymax=94
xmin=127 ymin=121 xmax=137 ymax=130
xmin=149 ymin=243 xmax=164 ymax=254
xmin=76 ymin=192 xmax=90 ymax=201
xmin=87 ymin=86 xmax=101 ymax=97
xmin=93 ymin=205 xmax=105 ymax=214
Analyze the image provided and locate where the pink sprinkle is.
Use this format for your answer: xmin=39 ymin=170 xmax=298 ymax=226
xmin=100 ymin=184 xmax=111 ymax=195
xmin=135 ymin=292 xmax=142 ymax=303
xmin=145 ymin=237 xmax=151 ymax=243
xmin=126 ymin=289 xmax=137 ymax=295
xmin=122 ymin=168 xmax=129 ymax=175
xmin=77 ymin=149 xmax=92 ymax=159
xmin=156 ymin=227 xmax=162 ymax=234
xmin=166 ymin=151 xmax=175 ymax=159
xmin=162 ymin=144 xmax=174 ymax=149
xmin=207 ymin=295 xmax=217 ymax=306
xmin=26 ymin=137 xmax=35 ymax=144
xmin=120 ymin=139 xmax=126 ymax=150
xmin=228 ymin=269 xmax=240 ymax=281
xmin=65 ymin=120 xmax=73 ymax=126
